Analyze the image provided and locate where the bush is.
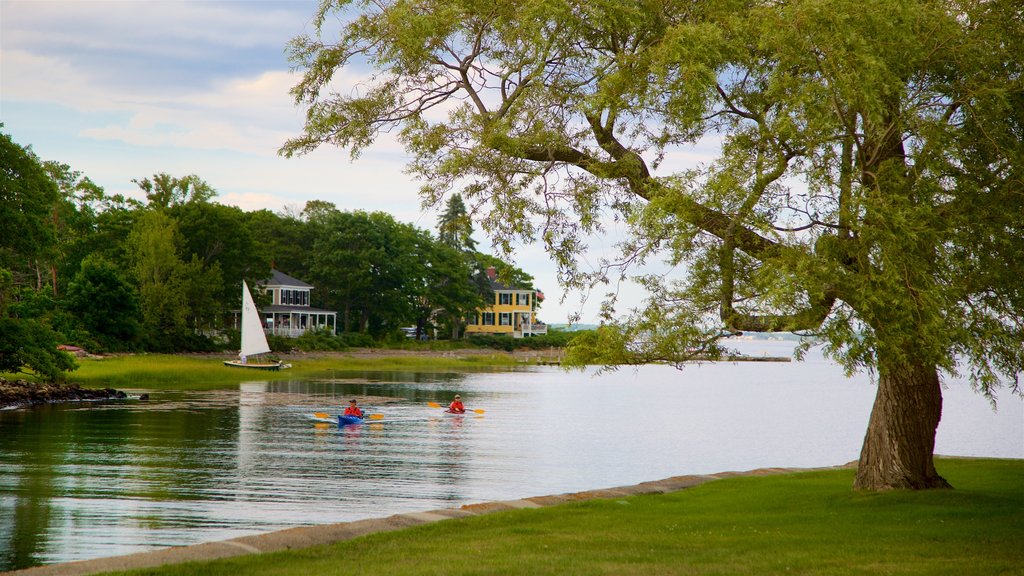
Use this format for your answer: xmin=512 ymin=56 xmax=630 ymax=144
xmin=294 ymin=328 xmax=347 ymax=351
xmin=267 ymin=334 xmax=294 ymax=353
xmin=142 ymin=330 xmax=218 ymax=353
xmin=465 ymin=329 xmax=590 ymax=351
xmin=338 ymin=331 xmax=375 ymax=348
xmin=0 ymin=317 xmax=77 ymax=380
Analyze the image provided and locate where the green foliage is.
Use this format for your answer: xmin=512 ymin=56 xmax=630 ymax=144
xmin=337 ymin=331 xmax=375 ymax=348
xmin=173 ymin=202 xmax=261 ymax=305
xmin=127 ymin=210 xmax=225 ymax=350
xmin=282 ymin=0 xmax=1024 ymax=487
xmin=467 ymin=330 xmax=582 ymax=352
xmin=293 ymin=327 xmax=347 ymax=351
xmin=4 ymin=136 xmax=544 ymax=357
xmin=437 ymin=193 xmax=477 ymax=252
xmin=133 ymin=173 xmax=216 ymax=210
xmin=266 ymin=334 xmax=295 ymax=354
xmin=283 ymin=0 xmax=1023 ymax=377
xmin=0 ymin=129 xmax=58 ymax=271
xmin=0 ymin=317 xmax=76 ymax=381
xmin=63 ymin=254 xmax=142 ymax=350
xmin=138 ymin=330 xmax=217 ymax=354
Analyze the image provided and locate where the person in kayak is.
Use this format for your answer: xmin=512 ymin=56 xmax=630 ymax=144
xmin=343 ymin=399 xmax=364 ymax=418
xmin=447 ymin=395 xmax=465 ymax=414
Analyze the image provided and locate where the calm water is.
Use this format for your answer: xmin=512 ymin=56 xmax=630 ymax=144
xmin=1 ymin=341 xmax=1021 ymax=570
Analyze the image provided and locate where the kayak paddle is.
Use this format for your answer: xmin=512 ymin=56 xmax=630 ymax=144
xmin=313 ymin=412 xmax=383 ymax=420
xmin=427 ymin=401 xmax=485 ymax=414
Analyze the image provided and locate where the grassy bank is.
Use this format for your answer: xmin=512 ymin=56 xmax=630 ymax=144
xmin=107 ymin=458 xmax=1022 ymax=575
xmin=3 ymin=351 xmax=528 ymax=391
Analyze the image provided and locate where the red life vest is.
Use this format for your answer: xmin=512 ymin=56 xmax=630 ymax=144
xmin=448 ymin=401 xmax=465 ymax=413
xmin=344 ymin=406 xmax=363 ymax=417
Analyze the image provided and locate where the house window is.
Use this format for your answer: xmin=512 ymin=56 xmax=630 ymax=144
xmin=466 ymin=313 xmax=479 ymax=325
xmin=499 ymin=313 xmax=512 ymax=326
xmin=499 ymin=293 xmax=512 ymax=305
xmin=516 ymin=293 xmax=530 ymax=306
xmin=482 ymin=312 xmax=495 ymax=325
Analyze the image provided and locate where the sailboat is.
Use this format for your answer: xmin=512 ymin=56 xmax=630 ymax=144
xmin=224 ymin=280 xmax=291 ymax=370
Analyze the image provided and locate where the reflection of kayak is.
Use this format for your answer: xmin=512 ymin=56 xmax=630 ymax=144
xmin=339 ymin=415 xmax=364 ymax=426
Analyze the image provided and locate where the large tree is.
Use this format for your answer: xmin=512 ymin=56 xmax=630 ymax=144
xmin=0 ymin=129 xmax=58 ymax=282
xmin=282 ymin=0 xmax=1024 ymax=490
xmin=64 ymin=255 xmax=142 ymax=350
xmin=437 ymin=193 xmax=478 ymax=253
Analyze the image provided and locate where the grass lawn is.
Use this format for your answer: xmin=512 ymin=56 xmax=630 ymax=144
xmin=4 ymin=352 xmax=523 ymax=390
xmin=106 ymin=458 xmax=1023 ymax=575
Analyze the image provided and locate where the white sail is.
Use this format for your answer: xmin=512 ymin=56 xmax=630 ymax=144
xmin=239 ymin=280 xmax=271 ymax=359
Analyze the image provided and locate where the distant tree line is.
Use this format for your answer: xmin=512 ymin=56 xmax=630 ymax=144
xmin=0 ymin=128 xmax=537 ymax=379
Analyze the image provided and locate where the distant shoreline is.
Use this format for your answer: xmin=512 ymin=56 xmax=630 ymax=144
xmin=2 ymin=347 xmax=790 ymax=406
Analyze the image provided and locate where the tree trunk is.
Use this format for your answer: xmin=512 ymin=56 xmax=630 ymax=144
xmin=854 ymin=352 xmax=951 ymax=490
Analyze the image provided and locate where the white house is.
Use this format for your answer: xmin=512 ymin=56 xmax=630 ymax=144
xmin=233 ymin=269 xmax=337 ymax=337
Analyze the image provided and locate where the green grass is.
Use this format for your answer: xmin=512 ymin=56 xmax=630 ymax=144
xmin=4 ymin=352 xmax=522 ymax=390
xmin=107 ymin=458 xmax=1023 ymax=575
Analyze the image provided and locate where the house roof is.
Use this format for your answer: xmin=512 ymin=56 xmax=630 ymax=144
xmin=264 ymin=269 xmax=313 ymax=289
xmin=485 ymin=266 xmax=535 ymax=292
xmin=262 ymin=305 xmax=336 ymax=315
xmin=489 ymin=278 xmax=533 ymax=292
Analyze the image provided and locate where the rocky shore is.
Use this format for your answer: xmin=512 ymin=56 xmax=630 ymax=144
xmin=0 ymin=378 xmax=135 ymax=410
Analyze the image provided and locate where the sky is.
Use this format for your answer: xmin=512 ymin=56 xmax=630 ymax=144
xmin=0 ymin=0 xmax=712 ymax=325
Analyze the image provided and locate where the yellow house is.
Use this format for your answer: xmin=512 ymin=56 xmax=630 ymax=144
xmin=465 ymin=267 xmax=547 ymax=337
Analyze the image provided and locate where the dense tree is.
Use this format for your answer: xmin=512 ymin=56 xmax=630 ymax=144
xmin=424 ymin=239 xmax=486 ymax=339
xmin=0 ymin=131 xmax=78 ymax=379
xmin=437 ymin=193 xmax=477 ymax=253
xmin=134 ymin=173 xmax=217 ymax=210
xmin=64 ymin=255 xmax=142 ymax=350
xmin=41 ymin=161 xmax=108 ymax=297
xmin=173 ymin=202 xmax=257 ymax=304
xmin=245 ymin=209 xmax=304 ymax=279
xmin=0 ymin=130 xmax=59 ymax=284
xmin=283 ymin=0 xmax=1024 ymax=490
xmin=0 ymin=318 xmax=76 ymax=381
xmin=126 ymin=210 xmax=193 ymax=346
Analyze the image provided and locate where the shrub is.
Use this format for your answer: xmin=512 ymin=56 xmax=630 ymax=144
xmin=338 ymin=331 xmax=375 ymax=348
xmin=294 ymin=328 xmax=347 ymax=351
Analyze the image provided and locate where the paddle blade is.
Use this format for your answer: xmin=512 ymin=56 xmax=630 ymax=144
xmin=427 ymin=402 xmax=442 ymax=408
xmin=471 ymin=408 xmax=486 ymax=414
xmin=368 ymin=413 xmax=384 ymax=420
xmin=313 ymin=412 xmax=330 ymax=419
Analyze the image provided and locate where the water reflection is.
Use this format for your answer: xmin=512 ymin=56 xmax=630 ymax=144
xmin=1 ymin=346 xmax=1021 ymax=571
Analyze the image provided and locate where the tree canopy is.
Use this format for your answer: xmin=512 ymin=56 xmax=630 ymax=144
xmin=282 ymin=0 xmax=1024 ymax=490
xmin=4 ymin=126 xmax=539 ymax=378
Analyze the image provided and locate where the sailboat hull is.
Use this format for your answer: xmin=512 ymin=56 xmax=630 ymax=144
xmin=223 ymin=360 xmax=291 ymax=371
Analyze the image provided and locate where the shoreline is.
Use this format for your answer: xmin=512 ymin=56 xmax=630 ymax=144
xmin=0 ymin=378 xmax=136 ymax=411
xmin=3 ymin=347 xmax=790 ymax=407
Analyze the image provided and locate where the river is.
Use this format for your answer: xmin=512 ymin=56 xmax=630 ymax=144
xmin=1 ymin=340 xmax=1021 ymax=571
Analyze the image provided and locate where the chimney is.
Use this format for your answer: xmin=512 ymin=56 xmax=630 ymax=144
xmin=486 ymin=266 xmax=497 ymax=280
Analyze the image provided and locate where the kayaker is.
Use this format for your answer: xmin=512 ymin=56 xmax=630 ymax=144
xmin=343 ymin=399 xmax=364 ymax=418
xmin=447 ymin=395 xmax=465 ymax=414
